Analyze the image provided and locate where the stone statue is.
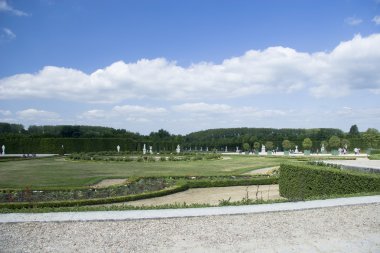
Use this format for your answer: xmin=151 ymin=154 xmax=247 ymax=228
xmin=225 ymin=146 xmax=228 ymax=152
xmin=149 ymin=146 xmax=153 ymax=155
xmin=236 ymin=146 xmax=239 ymax=153
xmin=1 ymin=145 xmax=5 ymax=155
xmin=206 ymin=147 xmax=209 ymax=152
xmin=176 ymin=145 xmax=180 ymax=154
xmin=117 ymin=145 xmax=120 ymax=153
xmin=143 ymin=144 xmax=146 ymax=155
xmin=295 ymin=145 xmax=299 ymax=153
xmin=261 ymin=145 xmax=265 ymax=153
xmin=321 ymin=143 xmax=325 ymax=153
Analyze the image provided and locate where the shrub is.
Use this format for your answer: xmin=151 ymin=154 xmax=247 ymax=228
xmin=279 ymin=162 xmax=380 ymax=200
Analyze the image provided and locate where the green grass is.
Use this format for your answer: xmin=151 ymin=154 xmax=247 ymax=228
xmin=0 ymin=156 xmax=288 ymax=188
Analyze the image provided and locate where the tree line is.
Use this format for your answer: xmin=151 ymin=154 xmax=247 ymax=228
xmin=0 ymin=123 xmax=379 ymax=153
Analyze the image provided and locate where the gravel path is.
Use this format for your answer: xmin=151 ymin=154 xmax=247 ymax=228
xmin=324 ymin=158 xmax=380 ymax=173
xmin=242 ymin=166 xmax=279 ymax=175
xmin=1 ymin=203 xmax=379 ymax=252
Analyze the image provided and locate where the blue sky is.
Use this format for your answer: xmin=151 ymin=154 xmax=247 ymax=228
xmin=1 ymin=0 xmax=380 ymax=134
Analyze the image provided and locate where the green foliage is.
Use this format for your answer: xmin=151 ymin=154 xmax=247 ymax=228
xmin=253 ymin=142 xmax=260 ymax=150
xmin=0 ymin=175 xmax=277 ymax=209
xmin=348 ymin=124 xmax=359 ymax=136
xmin=282 ymin=140 xmax=291 ymax=151
xmin=242 ymin=142 xmax=250 ymax=151
xmin=341 ymin=138 xmax=350 ymax=149
xmin=302 ymin=138 xmax=312 ymax=150
xmin=362 ymin=128 xmax=380 ymax=148
xmin=265 ymin=141 xmax=274 ymax=150
xmin=0 ymin=184 xmax=189 ymax=209
xmin=328 ymin=135 xmax=341 ymax=150
xmin=279 ymin=163 xmax=380 ymax=200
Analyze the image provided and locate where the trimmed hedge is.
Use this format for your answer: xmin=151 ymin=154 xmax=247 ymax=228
xmin=187 ymin=177 xmax=277 ymax=188
xmin=0 ymin=184 xmax=189 ymax=209
xmin=0 ymin=176 xmax=278 ymax=209
xmin=279 ymin=163 xmax=380 ymax=200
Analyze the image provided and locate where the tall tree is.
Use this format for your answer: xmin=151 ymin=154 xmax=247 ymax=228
xmin=348 ymin=124 xmax=359 ymax=136
xmin=302 ymin=138 xmax=313 ymax=150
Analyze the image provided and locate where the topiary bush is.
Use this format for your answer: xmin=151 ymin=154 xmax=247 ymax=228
xmin=279 ymin=162 xmax=380 ymax=200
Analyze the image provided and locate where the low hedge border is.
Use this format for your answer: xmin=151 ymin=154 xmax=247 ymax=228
xmin=0 ymin=184 xmax=189 ymax=210
xmin=279 ymin=162 xmax=380 ymax=200
xmin=0 ymin=176 xmax=278 ymax=209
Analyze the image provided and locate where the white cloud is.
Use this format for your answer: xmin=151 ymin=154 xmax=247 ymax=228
xmin=0 ymin=109 xmax=11 ymax=116
xmin=79 ymin=105 xmax=167 ymax=124
xmin=0 ymin=0 xmax=28 ymax=16
xmin=173 ymin=103 xmax=231 ymax=113
xmin=373 ymin=16 xmax=380 ymax=25
xmin=1 ymin=27 xmax=16 ymax=40
xmin=113 ymin=105 xmax=167 ymax=114
xmin=345 ymin=17 xmax=363 ymax=26
xmin=1 ymin=34 xmax=380 ymax=102
xmin=16 ymin=108 xmax=60 ymax=121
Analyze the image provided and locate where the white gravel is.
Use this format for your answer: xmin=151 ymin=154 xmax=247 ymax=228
xmin=1 ymin=202 xmax=379 ymax=252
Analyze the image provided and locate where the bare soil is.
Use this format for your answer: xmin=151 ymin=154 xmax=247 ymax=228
xmin=242 ymin=166 xmax=279 ymax=175
xmin=92 ymin=179 xmax=127 ymax=188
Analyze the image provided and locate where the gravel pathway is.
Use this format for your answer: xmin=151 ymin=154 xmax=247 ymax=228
xmin=1 ymin=203 xmax=379 ymax=252
xmin=324 ymin=158 xmax=380 ymax=173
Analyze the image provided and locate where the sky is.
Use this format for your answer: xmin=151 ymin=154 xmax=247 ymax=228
xmin=0 ymin=0 xmax=380 ymax=135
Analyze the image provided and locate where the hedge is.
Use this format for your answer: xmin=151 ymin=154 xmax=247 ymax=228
xmin=0 ymin=176 xmax=278 ymax=209
xmin=187 ymin=177 xmax=277 ymax=188
xmin=0 ymin=184 xmax=189 ymax=209
xmin=279 ymin=163 xmax=380 ymax=200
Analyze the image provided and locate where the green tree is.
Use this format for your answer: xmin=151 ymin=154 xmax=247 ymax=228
xmin=362 ymin=128 xmax=380 ymax=148
xmin=329 ymin=136 xmax=341 ymax=150
xmin=321 ymin=140 xmax=329 ymax=150
xmin=302 ymin=138 xmax=313 ymax=150
xmin=348 ymin=124 xmax=359 ymax=136
xmin=253 ymin=142 xmax=260 ymax=151
xmin=282 ymin=140 xmax=291 ymax=151
xmin=242 ymin=142 xmax=250 ymax=152
xmin=265 ymin=141 xmax=274 ymax=150
xmin=341 ymin=138 xmax=350 ymax=149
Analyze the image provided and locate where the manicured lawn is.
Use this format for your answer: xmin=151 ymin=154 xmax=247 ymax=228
xmin=0 ymin=156 xmax=287 ymax=188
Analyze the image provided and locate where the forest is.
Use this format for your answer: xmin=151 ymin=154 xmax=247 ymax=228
xmin=0 ymin=122 xmax=379 ymax=153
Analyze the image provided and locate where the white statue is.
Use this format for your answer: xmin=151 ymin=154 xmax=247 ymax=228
xmin=206 ymin=147 xmax=208 ymax=152
xmin=1 ymin=145 xmax=5 ymax=155
xmin=143 ymin=144 xmax=146 ymax=155
xmin=176 ymin=144 xmax=180 ymax=154
xmin=200 ymin=147 xmax=203 ymax=152
xmin=236 ymin=146 xmax=239 ymax=153
xmin=321 ymin=143 xmax=325 ymax=153
xmin=149 ymin=146 xmax=153 ymax=155
xmin=225 ymin=146 xmax=228 ymax=152
xmin=117 ymin=145 xmax=120 ymax=153
xmin=295 ymin=145 xmax=299 ymax=153
xmin=261 ymin=145 xmax=265 ymax=153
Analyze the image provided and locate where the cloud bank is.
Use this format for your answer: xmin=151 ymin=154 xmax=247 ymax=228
xmin=1 ymin=34 xmax=380 ymax=103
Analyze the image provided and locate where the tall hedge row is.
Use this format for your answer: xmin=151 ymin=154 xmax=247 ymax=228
xmin=0 ymin=137 xmax=145 ymax=154
xmin=279 ymin=163 xmax=380 ymax=200
xmin=0 ymin=138 xmax=179 ymax=153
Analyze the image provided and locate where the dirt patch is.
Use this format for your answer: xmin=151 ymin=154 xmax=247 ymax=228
xmin=92 ymin=179 xmax=127 ymax=188
xmin=243 ymin=166 xmax=280 ymax=175
xmin=117 ymin=185 xmax=284 ymax=206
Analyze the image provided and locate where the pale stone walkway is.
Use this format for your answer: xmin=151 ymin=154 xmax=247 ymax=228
xmin=0 ymin=198 xmax=379 ymax=252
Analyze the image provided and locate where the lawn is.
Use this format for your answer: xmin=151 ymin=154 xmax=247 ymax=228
xmin=0 ymin=156 xmax=287 ymax=188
